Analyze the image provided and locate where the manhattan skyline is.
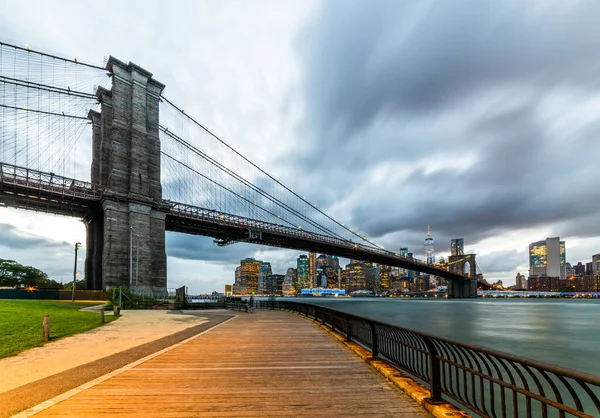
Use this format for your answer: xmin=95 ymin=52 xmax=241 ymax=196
xmin=1 ymin=1 xmax=600 ymax=293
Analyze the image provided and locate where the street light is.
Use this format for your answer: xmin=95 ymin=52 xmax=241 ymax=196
xmin=130 ymin=227 xmax=140 ymax=289
xmin=129 ymin=227 xmax=133 ymax=289
xmin=136 ymin=234 xmax=139 ymax=287
xmin=71 ymin=242 xmax=82 ymax=302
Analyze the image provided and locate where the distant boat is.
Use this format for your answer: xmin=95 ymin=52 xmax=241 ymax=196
xmin=350 ymin=290 xmax=376 ymax=297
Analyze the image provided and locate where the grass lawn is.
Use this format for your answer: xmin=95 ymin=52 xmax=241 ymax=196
xmin=0 ymin=299 xmax=118 ymax=358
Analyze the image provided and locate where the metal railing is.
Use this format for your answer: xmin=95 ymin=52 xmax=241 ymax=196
xmin=259 ymin=300 xmax=600 ymax=418
xmin=167 ymin=201 xmax=463 ymax=280
xmin=0 ymin=163 xmax=102 ymax=200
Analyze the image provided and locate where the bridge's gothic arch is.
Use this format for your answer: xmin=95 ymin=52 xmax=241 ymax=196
xmin=448 ymin=254 xmax=477 ymax=279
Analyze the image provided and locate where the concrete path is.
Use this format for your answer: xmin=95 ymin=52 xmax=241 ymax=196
xmin=0 ymin=309 xmax=209 ymax=393
xmin=0 ymin=310 xmax=233 ymax=418
xmin=10 ymin=310 xmax=430 ymax=417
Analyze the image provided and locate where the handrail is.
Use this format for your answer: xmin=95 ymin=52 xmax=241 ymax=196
xmin=0 ymin=162 xmax=101 ymax=200
xmin=259 ymin=300 xmax=600 ymax=417
xmin=167 ymin=201 xmax=464 ymax=280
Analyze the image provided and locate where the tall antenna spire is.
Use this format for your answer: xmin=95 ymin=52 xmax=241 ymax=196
xmin=424 ymin=225 xmax=435 ymax=265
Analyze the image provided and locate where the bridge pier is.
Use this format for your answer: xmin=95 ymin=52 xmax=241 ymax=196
xmin=84 ymin=212 xmax=104 ymax=290
xmin=85 ymin=57 xmax=167 ymax=290
xmin=447 ymin=279 xmax=477 ymax=298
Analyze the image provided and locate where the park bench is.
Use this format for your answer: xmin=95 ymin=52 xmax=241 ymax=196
xmin=225 ymin=301 xmax=250 ymax=312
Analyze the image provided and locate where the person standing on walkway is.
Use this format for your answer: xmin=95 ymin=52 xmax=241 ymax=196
xmin=248 ymin=295 xmax=254 ymax=313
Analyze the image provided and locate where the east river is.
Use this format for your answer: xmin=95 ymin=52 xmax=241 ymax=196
xmin=289 ymin=297 xmax=600 ymax=376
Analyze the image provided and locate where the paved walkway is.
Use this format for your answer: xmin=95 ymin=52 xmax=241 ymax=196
xmin=12 ymin=310 xmax=430 ymax=417
xmin=0 ymin=310 xmax=232 ymax=418
xmin=0 ymin=309 xmax=209 ymax=393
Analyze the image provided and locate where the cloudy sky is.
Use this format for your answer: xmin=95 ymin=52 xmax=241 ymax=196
xmin=1 ymin=0 xmax=600 ymax=293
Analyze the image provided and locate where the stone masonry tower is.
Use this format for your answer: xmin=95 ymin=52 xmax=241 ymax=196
xmin=85 ymin=57 xmax=167 ymax=290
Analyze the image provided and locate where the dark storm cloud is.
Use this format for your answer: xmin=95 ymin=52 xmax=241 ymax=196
xmin=0 ymin=223 xmax=80 ymax=280
xmin=166 ymin=232 xmax=269 ymax=264
xmin=477 ymin=250 xmax=525 ymax=275
xmin=0 ymin=223 xmax=64 ymax=250
xmin=292 ymin=0 xmax=600 ymax=260
xmin=299 ymin=1 xmax=600 ymax=138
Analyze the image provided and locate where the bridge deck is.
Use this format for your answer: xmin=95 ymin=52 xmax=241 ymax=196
xmin=32 ymin=310 xmax=429 ymax=417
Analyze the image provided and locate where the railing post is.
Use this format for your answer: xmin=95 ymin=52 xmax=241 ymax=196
xmin=424 ymin=337 xmax=443 ymax=403
xmin=42 ymin=314 xmax=50 ymax=341
xmin=370 ymin=322 xmax=378 ymax=360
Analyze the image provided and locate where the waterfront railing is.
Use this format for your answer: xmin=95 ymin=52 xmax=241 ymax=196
xmin=259 ymin=300 xmax=600 ymax=418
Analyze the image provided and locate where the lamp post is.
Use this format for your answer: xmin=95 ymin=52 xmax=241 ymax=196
xmin=135 ymin=233 xmax=139 ymax=287
xmin=71 ymin=242 xmax=82 ymax=302
xmin=129 ymin=227 xmax=133 ymax=289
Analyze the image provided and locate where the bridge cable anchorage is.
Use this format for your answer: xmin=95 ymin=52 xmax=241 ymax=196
xmin=159 ymin=96 xmax=380 ymax=249
xmin=159 ymin=126 xmax=352 ymax=242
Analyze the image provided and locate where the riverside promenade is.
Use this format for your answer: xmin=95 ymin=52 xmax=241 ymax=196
xmin=2 ymin=309 xmax=431 ymax=417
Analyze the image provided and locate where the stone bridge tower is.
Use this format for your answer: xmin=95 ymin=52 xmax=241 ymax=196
xmin=85 ymin=57 xmax=167 ymax=290
xmin=447 ymin=254 xmax=478 ymax=298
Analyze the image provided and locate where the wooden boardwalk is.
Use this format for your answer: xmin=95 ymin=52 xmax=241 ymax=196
xmin=31 ymin=310 xmax=430 ymax=417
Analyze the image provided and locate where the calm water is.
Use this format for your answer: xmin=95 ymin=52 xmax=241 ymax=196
xmin=292 ymin=298 xmax=600 ymax=376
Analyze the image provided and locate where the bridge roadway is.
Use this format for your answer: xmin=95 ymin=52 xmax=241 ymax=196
xmin=0 ymin=163 xmax=471 ymax=284
xmin=17 ymin=309 xmax=430 ymax=417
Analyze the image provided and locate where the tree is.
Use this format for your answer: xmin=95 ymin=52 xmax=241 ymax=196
xmin=62 ymin=279 xmax=86 ymax=290
xmin=0 ymin=259 xmax=62 ymax=288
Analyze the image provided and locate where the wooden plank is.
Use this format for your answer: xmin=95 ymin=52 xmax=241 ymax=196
xmin=34 ymin=310 xmax=430 ymax=417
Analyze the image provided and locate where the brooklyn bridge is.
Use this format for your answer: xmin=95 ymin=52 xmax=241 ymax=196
xmin=0 ymin=41 xmax=487 ymax=297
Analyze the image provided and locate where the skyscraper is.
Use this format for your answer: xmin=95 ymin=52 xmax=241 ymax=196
xmin=265 ymin=274 xmax=285 ymax=295
xmin=451 ymin=238 xmax=464 ymax=256
xmin=330 ymin=255 xmax=340 ymax=270
xmin=399 ymin=247 xmax=408 ymax=276
xmin=379 ymin=265 xmax=391 ymax=291
xmin=283 ymin=267 xmax=298 ymax=295
xmin=257 ymin=262 xmax=272 ymax=295
xmin=309 ymin=252 xmax=317 ymax=288
xmin=317 ymin=254 xmax=328 ymax=269
xmin=365 ymin=263 xmax=379 ymax=292
xmin=424 ymin=225 xmax=435 ymax=265
xmin=297 ymin=255 xmax=310 ymax=290
xmin=592 ymin=253 xmax=600 ymax=275
xmin=345 ymin=260 xmax=368 ymax=292
xmin=529 ymin=237 xmax=566 ymax=280
xmin=234 ymin=258 xmax=261 ymax=295
xmin=515 ymin=272 xmax=527 ymax=289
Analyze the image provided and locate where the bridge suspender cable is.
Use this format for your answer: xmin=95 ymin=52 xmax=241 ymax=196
xmin=160 ymin=126 xmax=349 ymax=240
xmin=161 ymin=152 xmax=301 ymax=231
xmin=0 ymin=76 xmax=97 ymax=100
xmin=0 ymin=104 xmax=89 ymax=120
xmin=0 ymin=41 xmax=105 ymax=71
xmin=160 ymin=96 xmax=381 ymax=250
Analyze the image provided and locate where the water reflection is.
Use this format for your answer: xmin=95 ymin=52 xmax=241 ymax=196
xmin=301 ymin=298 xmax=600 ymax=376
